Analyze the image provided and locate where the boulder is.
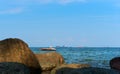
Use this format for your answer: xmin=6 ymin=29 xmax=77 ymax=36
xmin=110 ymin=57 xmax=120 ymax=71
xmin=0 ymin=38 xmax=42 ymax=74
xmin=51 ymin=64 xmax=90 ymax=74
xmin=56 ymin=67 xmax=120 ymax=74
xmin=0 ymin=62 xmax=30 ymax=74
xmin=35 ymin=52 xmax=65 ymax=71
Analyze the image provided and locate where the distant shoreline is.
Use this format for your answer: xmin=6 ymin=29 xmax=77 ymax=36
xmin=30 ymin=47 xmax=120 ymax=48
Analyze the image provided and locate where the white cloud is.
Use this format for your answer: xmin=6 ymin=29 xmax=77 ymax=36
xmin=2 ymin=0 xmax=85 ymax=5
xmin=0 ymin=8 xmax=23 ymax=14
xmin=0 ymin=0 xmax=119 ymax=15
xmin=0 ymin=0 xmax=120 ymax=5
xmin=35 ymin=0 xmax=86 ymax=4
xmin=58 ymin=0 xmax=86 ymax=4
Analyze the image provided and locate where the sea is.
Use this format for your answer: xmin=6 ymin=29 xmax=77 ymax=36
xmin=30 ymin=47 xmax=120 ymax=69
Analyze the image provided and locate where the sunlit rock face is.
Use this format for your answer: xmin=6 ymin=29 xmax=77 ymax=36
xmin=36 ymin=52 xmax=65 ymax=71
xmin=0 ymin=38 xmax=42 ymax=74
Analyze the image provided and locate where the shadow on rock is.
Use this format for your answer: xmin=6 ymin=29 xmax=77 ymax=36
xmin=56 ymin=67 xmax=120 ymax=74
xmin=0 ymin=62 xmax=30 ymax=74
xmin=51 ymin=64 xmax=90 ymax=74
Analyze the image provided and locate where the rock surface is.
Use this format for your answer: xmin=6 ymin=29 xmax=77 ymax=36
xmin=0 ymin=62 xmax=30 ymax=74
xmin=110 ymin=57 xmax=120 ymax=71
xmin=0 ymin=38 xmax=42 ymax=74
xmin=56 ymin=67 xmax=120 ymax=74
xmin=51 ymin=64 xmax=90 ymax=74
xmin=35 ymin=52 xmax=65 ymax=71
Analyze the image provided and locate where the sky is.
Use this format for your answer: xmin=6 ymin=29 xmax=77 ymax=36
xmin=0 ymin=0 xmax=120 ymax=47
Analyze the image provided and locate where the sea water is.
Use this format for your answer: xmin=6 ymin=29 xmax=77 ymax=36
xmin=30 ymin=47 xmax=120 ymax=69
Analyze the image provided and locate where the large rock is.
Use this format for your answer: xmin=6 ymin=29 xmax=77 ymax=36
xmin=0 ymin=38 xmax=42 ymax=74
xmin=110 ymin=57 xmax=120 ymax=71
xmin=0 ymin=62 xmax=30 ymax=74
xmin=35 ymin=52 xmax=65 ymax=71
xmin=51 ymin=64 xmax=90 ymax=74
xmin=56 ymin=67 xmax=120 ymax=74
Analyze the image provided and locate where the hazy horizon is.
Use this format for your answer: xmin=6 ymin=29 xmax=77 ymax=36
xmin=0 ymin=0 xmax=120 ymax=47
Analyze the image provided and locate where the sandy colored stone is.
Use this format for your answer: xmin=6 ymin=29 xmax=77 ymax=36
xmin=0 ymin=38 xmax=42 ymax=74
xmin=36 ymin=52 xmax=65 ymax=71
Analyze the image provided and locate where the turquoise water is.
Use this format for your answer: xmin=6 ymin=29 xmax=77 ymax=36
xmin=30 ymin=47 xmax=120 ymax=69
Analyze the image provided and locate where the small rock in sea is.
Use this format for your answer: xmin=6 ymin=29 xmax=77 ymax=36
xmin=0 ymin=62 xmax=30 ymax=74
xmin=110 ymin=57 xmax=120 ymax=71
xmin=0 ymin=38 xmax=42 ymax=74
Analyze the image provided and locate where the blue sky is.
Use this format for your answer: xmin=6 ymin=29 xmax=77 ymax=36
xmin=0 ymin=0 xmax=120 ymax=47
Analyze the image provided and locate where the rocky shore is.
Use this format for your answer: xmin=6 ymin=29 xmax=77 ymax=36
xmin=35 ymin=52 xmax=90 ymax=74
xmin=0 ymin=38 xmax=120 ymax=74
